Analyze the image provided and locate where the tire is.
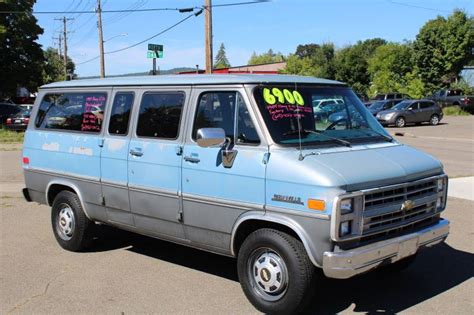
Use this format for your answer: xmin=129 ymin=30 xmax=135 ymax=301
xmin=237 ymin=228 xmax=316 ymax=314
xmin=395 ymin=116 xmax=406 ymax=128
xmin=382 ymin=254 xmax=417 ymax=273
xmin=51 ymin=190 xmax=95 ymax=251
xmin=430 ymin=114 xmax=440 ymax=126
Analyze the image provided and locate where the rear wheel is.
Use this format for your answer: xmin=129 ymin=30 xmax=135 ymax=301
xmin=237 ymin=228 xmax=316 ymax=314
xmin=51 ymin=191 xmax=95 ymax=251
xmin=395 ymin=116 xmax=406 ymax=128
xmin=430 ymin=114 xmax=440 ymax=126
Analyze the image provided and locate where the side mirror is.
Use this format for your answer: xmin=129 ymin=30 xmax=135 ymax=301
xmin=407 ymin=107 xmax=413 ymax=110
xmin=196 ymin=128 xmax=226 ymax=148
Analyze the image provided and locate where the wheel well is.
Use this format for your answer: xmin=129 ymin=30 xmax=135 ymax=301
xmin=233 ymin=219 xmax=301 ymax=256
xmin=47 ymin=184 xmax=76 ymax=205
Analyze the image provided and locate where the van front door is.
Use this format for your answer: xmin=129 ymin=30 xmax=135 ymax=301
xmin=101 ymin=91 xmax=135 ymax=226
xmin=127 ymin=89 xmax=189 ymax=240
xmin=181 ymin=89 xmax=266 ymax=253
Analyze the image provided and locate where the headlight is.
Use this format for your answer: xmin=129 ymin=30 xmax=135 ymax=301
xmin=340 ymin=199 xmax=353 ymax=214
xmin=333 ymin=194 xmax=363 ymax=240
xmin=384 ymin=112 xmax=395 ymax=120
xmin=340 ymin=221 xmax=351 ymax=236
xmin=437 ymin=178 xmax=445 ymax=192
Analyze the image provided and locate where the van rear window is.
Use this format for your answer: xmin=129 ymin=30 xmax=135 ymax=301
xmin=35 ymin=93 xmax=107 ymax=132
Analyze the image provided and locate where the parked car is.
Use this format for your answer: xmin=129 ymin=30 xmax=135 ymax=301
xmin=312 ymin=99 xmax=345 ymax=121
xmin=19 ymin=103 xmax=34 ymax=111
xmin=368 ymin=99 xmax=403 ymax=116
xmin=376 ymin=99 xmax=443 ymax=127
xmin=372 ymin=92 xmax=408 ymax=101
xmin=5 ymin=108 xmax=31 ymax=131
xmin=428 ymin=89 xmax=473 ymax=108
xmin=22 ymin=75 xmax=449 ymax=314
xmin=0 ymin=103 xmax=22 ymax=125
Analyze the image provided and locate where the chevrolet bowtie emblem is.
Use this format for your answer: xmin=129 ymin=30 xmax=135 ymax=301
xmin=401 ymin=200 xmax=414 ymax=211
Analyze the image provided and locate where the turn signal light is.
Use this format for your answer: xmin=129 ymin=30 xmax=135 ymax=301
xmin=308 ymin=199 xmax=325 ymax=211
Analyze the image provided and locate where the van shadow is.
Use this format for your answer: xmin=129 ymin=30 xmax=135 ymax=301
xmin=90 ymin=227 xmax=473 ymax=314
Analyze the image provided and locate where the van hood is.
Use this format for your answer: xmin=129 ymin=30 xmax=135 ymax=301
xmin=267 ymin=143 xmax=443 ymax=192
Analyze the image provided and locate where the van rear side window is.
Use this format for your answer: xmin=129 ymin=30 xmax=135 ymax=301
xmin=108 ymin=92 xmax=134 ymax=135
xmin=35 ymin=93 xmax=107 ymax=132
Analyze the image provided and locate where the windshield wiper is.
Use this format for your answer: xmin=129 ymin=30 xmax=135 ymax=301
xmin=283 ymin=129 xmax=352 ymax=147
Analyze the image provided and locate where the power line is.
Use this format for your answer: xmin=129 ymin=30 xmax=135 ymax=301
xmin=0 ymin=1 xmax=270 ymax=14
xmin=386 ymin=0 xmax=451 ymax=13
xmin=76 ymin=11 xmax=199 ymax=66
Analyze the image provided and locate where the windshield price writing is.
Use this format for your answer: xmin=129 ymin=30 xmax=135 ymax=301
xmin=263 ymin=88 xmax=305 ymax=106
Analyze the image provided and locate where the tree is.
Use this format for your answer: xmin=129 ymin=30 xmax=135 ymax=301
xmin=42 ymin=47 xmax=76 ymax=84
xmin=367 ymin=43 xmax=414 ymax=96
xmin=334 ymin=38 xmax=386 ymax=93
xmin=0 ymin=0 xmax=45 ymax=98
xmin=214 ymin=43 xmax=230 ymax=69
xmin=248 ymin=49 xmax=285 ymax=65
xmin=413 ymin=10 xmax=474 ymax=92
xmin=282 ymin=43 xmax=336 ymax=79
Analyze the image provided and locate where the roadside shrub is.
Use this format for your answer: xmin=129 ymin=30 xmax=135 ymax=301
xmin=0 ymin=127 xmax=25 ymax=143
xmin=442 ymin=106 xmax=471 ymax=116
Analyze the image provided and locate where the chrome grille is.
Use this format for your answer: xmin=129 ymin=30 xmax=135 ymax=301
xmin=362 ymin=178 xmax=439 ymax=237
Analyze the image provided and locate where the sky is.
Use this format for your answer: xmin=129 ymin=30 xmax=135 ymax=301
xmin=32 ymin=0 xmax=473 ymax=77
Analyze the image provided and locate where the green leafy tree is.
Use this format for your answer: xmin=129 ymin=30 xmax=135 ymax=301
xmin=42 ymin=47 xmax=76 ymax=83
xmin=367 ymin=43 xmax=414 ymax=96
xmin=214 ymin=43 xmax=231 ymax=69
xmin=334 ymin=38 xmax=386 ymax=93
xmin=282 ymin=43 xmax=336 ymax=79
xmin=413 ymin=10 xmax=474 ymax=92
xmin=248 ymin=49 xmax=285 ymax=65
xmin=0 ymin=0 xmax=44 ymax=98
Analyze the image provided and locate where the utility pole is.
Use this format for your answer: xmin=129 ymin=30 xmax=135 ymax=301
xmin=205 ymin=0 xmax=213 ymax=74
xmin=97 ymin=0 xmax=105 ymax=78
xmin=55 ymin=17 xmax=73 ymax=80
xmin=53 ymin=34 xmax=62 ymax=57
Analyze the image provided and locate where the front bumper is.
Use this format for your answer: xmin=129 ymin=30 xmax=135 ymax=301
xmin=322 ymin=218 xmax=449 ymax=279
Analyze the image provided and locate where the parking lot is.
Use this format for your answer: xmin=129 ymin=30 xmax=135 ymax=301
xmin=1 ymin=116 xmax=473 ymax=314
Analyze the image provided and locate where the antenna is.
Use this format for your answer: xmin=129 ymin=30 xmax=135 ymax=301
xmin=295 ymin=82 xmax=304 ymax=161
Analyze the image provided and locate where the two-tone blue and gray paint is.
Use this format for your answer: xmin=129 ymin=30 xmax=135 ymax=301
xmin=22 ymin=74 xmax=450 ymax=278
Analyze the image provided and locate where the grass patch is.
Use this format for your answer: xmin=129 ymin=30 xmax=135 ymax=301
xmin=0 ymin=128 xmax=24 ymax=143
xmin=442 ymin=105 xmax=471 ymax=116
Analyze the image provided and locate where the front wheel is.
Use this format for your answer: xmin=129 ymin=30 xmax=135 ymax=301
xmin=51 ymin=190 xmax=95 ymax=251
xmin=237 ymin=229 xmax=316 ymax=314
xmin=395 ymin=116 xmax=406 ymax=128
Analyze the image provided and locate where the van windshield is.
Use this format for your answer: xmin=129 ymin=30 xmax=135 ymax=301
xmin=253 ymin=85 xmax=389 ymax=146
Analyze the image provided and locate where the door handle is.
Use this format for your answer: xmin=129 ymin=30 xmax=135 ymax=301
xmin=184 ymin=155 xmax=200 ymax=163
xmin=130 ymin=149 xmax=143 ymax=157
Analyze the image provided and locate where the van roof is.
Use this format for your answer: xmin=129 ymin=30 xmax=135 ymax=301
xmin=40 ymin=74 xmax=346 ymax=89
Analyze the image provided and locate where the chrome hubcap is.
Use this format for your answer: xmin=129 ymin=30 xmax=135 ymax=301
xmin=431 ymin=116 xmax=439 ymax=124
xmin=397 ymin=118 xmax=405 ymax=127
xmin=57 ymin=205 xmax=75 ymax=240
xmin=248 ymin=248 xmax=288 ymax=301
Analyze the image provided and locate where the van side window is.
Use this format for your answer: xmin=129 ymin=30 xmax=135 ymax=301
xmin=193 ymin=91 xmax=236 ymax=140
xmin=108 ymin=92 xmax=134 ymax=135
xmin=237 ymin=94 xmax=260 ymax=145
xmin=192 ymin=91 xmax=259 ymax=145
xmin=35 ymin=93 xmax=107 ymax=132
xmin=136 ymin=92 xmax=184 ymax=139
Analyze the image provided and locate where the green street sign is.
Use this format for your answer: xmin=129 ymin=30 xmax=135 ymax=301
xmin=148 ymin=44 xmax=163 ymax=51
xmin=147 ymin=50 xmax=163 ymax=58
